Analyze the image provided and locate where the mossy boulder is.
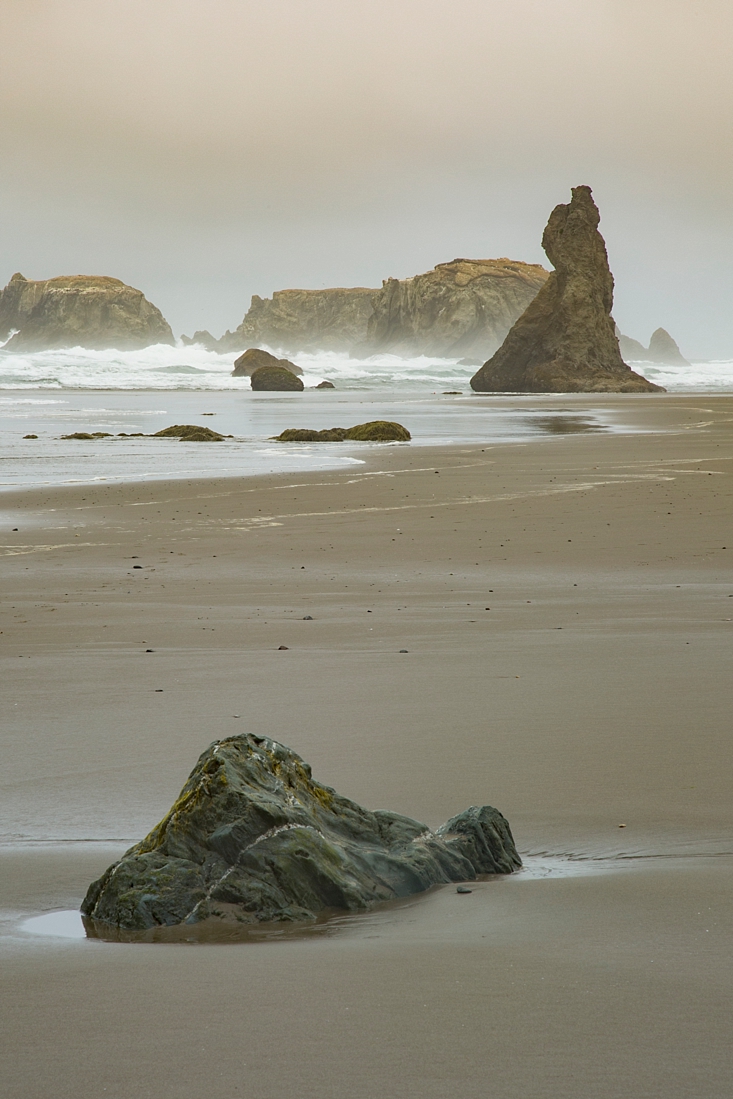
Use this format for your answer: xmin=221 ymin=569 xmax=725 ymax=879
xmin=153 ymin=424 xmax=225 ymax=441
xmin=273 ymin=428 xmax=348 ymax=442
xmin=273 ymin=420 xmax=410 ymax=443
xmin=344 ymin=420 xmax=411 ymax=441
xmin=81 ymin=734 xmax=521 ymax=933
xmin=61 ymin=431 xmax=112 ymax=440
xmin=232 ymin=347 xmax=303 ymax=377
xmin=250 ymin=365 xmax=305 ymax=391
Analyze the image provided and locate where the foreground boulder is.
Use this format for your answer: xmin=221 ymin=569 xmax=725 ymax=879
xmin=0 ymin=272 xmax=174 ymax=351
xmin=232 ymin=347 xmax=303 ymax=377
xmin=82 ymin=735 xmax=520 ymax=932
xmin=362 ymin=258 xmax=549 ymax=359
xmin=250 ymin=364 xmax=305 ymax=391
xmin=273 ymin=420 xmax=411 ymax=442
xmin=470 ymin=187 xmax=663 ymax=393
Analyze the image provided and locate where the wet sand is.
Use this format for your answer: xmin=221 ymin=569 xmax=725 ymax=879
xmin=1 ymin=393 xmax=732 ymax=1097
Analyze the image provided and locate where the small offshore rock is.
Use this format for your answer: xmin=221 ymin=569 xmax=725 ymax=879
xmin=232 ymin=348 xmax=303 ymax=378
xmin=250 ymin=365 xmax=305 ymax=391
xmin=23 ymin=434 xmax=38 ymax=439
xmin=81 ymin=734 xmax=521 ymax=932
xmin=61 ymin=431 xmax=112 ymax=440
xmin=315 ymin=380 xmax=335 ymax=388
xmin=272 ymin=421 xmax=410 ymax=443
xmin=153 ymin=424 xmax=224 ymax=442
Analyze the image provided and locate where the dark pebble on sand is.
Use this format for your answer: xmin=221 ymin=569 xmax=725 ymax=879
xmin=399 ymin=649 xmax=408 ymax=653
xmin=456 ymin=885 xmax=472 ymax=894
xmin=303 ymin=615 xmax=313 ymax=620
xmin=278 ymin=645 xmax=289 ymax=650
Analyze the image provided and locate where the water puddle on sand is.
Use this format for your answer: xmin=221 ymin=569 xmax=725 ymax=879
xmin=21 ymin=909 xmax=86 ymax=939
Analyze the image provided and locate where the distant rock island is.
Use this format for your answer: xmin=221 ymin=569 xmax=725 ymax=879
xmin=617 ymin=327 xmax=689 ymax=366
xmin=218 ymin=287 xmax=377 ymax=353
xmin=470 ymin=187 xmax=663 ymax=393
xmin=191 ymin=258 xmax=549 ymax=360
xmin=0 ymin=273 xmax=174 ymax=351
xmin=361 ymin=258 xmax=549 ymax=359
xmin=81 ymin=734 xmax=521 ymax=934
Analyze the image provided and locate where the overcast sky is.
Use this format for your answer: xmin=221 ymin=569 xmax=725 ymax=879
xmin=1 ymin=0 xmax=731 ymax=356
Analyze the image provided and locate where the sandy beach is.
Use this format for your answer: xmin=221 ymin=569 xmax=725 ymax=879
xmin=2 ymin=393 xmax=732 ymax=1097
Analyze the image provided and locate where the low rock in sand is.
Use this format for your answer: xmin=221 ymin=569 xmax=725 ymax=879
xmin=81 ymin=734 xmax=521 ymax=931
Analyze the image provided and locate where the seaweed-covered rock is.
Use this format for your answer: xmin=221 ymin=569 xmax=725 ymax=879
xmin=81 ymin=734 xmax=521 ymax=932
xmin=344 ymin=420 xmax=410 ymax=441
xmin=470 ymin=187 xmax=663 ymax=393
xmin=232 ymin=347 xmax=303 ymax=377
xmin=61 ymin=431 xmax=113 ymax=440
xmin=153 ymin=424 xmax=225 ymax=441
xmin=250 ymin=365 xmax=305 ymax=391
xmin=272 ymin=421 xmax=411 ymax=443
xmin=273 ymin=428 xmax=348 ymax=442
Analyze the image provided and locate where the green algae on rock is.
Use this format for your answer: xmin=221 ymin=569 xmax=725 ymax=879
xmin=250 ymin=364 xmax=305 ymax=391
xmin=61 ymin=431 xmax=113 ymax=440
xmin=272 ymin=421 xmax=411 ymax=443
xmin=81 ymin=734 xmax=520 ymax=933
xmin=153 ymin=424 xmax=225 ymax=441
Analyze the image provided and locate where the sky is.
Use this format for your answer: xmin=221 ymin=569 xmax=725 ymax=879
xmin=1 ymin=0 xmax=732 ymax=357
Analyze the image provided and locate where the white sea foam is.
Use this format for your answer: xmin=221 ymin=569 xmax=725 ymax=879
xmin=2 ymin=342 xmax=728 ymax=392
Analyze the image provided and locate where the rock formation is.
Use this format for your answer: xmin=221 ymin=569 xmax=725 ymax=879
xmin=647 ymin=328 xmax=689 ymax=366
xmin=273 ymin=421 xmax=411 ymax=442
xmin=617 ymin=326 xmax=689 ymax=366
xmin=219 ymin=287 xmax=378 ymax=352
xmin=152 ymin=424 xmax=225 ymax=442
xmin=81 ymin=734 xmax=520 ymax=932
xmin=232 ymin=347 xmax=303 ymax=377
xmin=0 ymin=273 xmax=174 ymax=351
xmin=250 ymin=364 xmax=305 ymax=391
xmin=180 ymin=330 xmax=219 ymax=351
xmin=361 ymin=258 xmax=549 ymax=360
xmin=470 ymin=187 xmax=663 ymax=393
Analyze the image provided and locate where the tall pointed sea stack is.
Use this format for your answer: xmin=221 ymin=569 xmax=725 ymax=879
xmin=470 ymin=187 xmax=663 ymax=393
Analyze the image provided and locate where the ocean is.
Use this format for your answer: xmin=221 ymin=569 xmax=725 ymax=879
xmin=1 ymin=342 xmax=731 ymax=490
